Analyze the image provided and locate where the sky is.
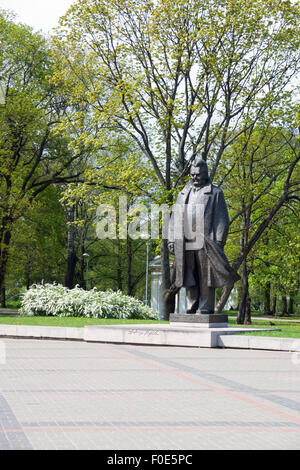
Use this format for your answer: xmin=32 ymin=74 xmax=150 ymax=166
xmin=0 ymin=0 xmax=75 ymax=33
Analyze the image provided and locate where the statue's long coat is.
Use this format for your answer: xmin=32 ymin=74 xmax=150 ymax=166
xmin=168 ymin=180 xmax=239 ymax=288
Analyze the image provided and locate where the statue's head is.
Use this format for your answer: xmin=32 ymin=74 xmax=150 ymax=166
xmin=190 ymin=158 xmax=209 ymax=188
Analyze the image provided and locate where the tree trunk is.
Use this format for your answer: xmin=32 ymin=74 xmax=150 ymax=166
xmin=282 ymin=295 xmax=288 ymax=316
xmin=237 ymin=207 xmax=250 ymax=325
xmin=215 ymin=283 xmax=234 ymax=313
xmin=271 ymin=293 xmax=277 ymax=315
xmin=79 ymin=246 xmax=85 ymax=288
xmin=65 ymin=251 xmax=77 ymax=289
xmin=64 ymin=205 xmax=78 ymax=289
xmin=237 ymin=259 xmax=249 ymax=324
xmin=0 ymin=223 xmax=12 ymax=308
xmin=264 ymin=282 xmax=271 ymax=315
xmin=117 ymin=239 xmax=122 ymax=291
xmin=0 ymin=273 xmax=6 ymax=308
xmin=237 ymin=281 xmax=243 ymax=314
xmin=1 ymin=287 xmax=6 ymax=308
xmin=245 ymin=295 xmax=252 ymax=324
xmin=25 ymin=262 xmax=31 ymax=290
xmin=127 ymin=238 xmax=132 ymax=296
xmin=161 ymin=239 xmax=172 ymax=320
xmin=288 ymin=297 xmax=294 ymax=315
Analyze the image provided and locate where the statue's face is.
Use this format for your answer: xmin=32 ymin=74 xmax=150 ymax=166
xmin=190 ymin=165 xmax=208 ymax=188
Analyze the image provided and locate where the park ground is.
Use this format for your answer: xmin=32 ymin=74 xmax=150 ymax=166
xmin=0 ymin=338 xmax=299 ymax=450
xmin=0 ymin=309 xmax=299 ymax=450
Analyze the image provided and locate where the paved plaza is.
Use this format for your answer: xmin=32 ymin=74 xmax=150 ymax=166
xmin=0 ymin=337 xmax=300 ymax=450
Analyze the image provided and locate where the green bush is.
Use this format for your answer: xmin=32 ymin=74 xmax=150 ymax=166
xmin=20 ymin=283 xmax=159 ymax=320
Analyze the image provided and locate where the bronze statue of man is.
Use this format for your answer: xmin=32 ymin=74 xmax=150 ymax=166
xmin=168 ymin=158 xmax=238 ymax=314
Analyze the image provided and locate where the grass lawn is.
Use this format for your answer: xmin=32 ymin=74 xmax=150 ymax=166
xmin=224 ymin=310 xmax=300 ymax=320
xmin=0 ymin=315 xmax=168 ymax=328
xmin=0 ymin=313 xmax=299 ymax=338
xmin=227 ymin=318 xmax=300 ymax=338
xmin=234 ymin=321 xmax=300 ymax=338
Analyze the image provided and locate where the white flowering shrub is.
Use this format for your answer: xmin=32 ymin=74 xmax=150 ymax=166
xmin=20 ymin=283 xmax=159 ymax=320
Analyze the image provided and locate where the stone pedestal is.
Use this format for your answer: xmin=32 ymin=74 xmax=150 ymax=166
xmin=169 ymin=313 xmax=228 ymax=328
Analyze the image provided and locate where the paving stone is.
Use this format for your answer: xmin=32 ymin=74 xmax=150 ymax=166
xmin=0 ymin=339 xmax=299 ymax=450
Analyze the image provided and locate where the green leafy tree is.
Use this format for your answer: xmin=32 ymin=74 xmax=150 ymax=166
xmin=6 ymin=186 xmax=67 ymax=293
xmin=219 ymin=124 xmax=299 ymax=323
xmin=250 ymin=207 xmax=300 ymax=316
xmin=0 ymin=11 xmax=89 ymax=305
xmin=60 ymin=139 xmax=157 ymax=297
xmin=52 ymin=0 xmax=300 ymax=317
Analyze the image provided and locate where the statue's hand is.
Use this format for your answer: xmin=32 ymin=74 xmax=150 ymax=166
xmin=168 ymin=242 xmax=175 ymax=254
